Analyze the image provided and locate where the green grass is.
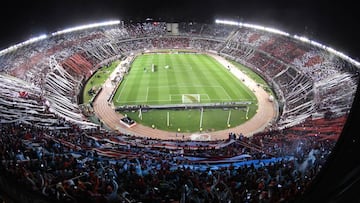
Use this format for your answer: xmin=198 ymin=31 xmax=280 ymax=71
xmin=113 ymin=53 xmax=258 ymax=132
xmin=122 ymin=106 xmax=257 ymax=133
xmin=114 ymin=54 xmax=256 ymax=105
xmin=228 ymin=60 xmax=275 ymax=96
xmin=82 ymin=60 xmax=120 ymax=104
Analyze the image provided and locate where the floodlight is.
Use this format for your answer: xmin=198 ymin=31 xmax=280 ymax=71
xmin=0 ymin=34 xmax=48 ymax=56
xmin=215 ymin=19 xmax=360 ymax=68
xmin=51 ymin=20 xmax=120 ymax=36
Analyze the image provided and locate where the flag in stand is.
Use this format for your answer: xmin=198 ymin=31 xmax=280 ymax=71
xmin=18 ymin=91 xmax=29 ymax=98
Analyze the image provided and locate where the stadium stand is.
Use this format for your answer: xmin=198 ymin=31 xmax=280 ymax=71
xmin=0 ymin=21 xmax=359 ymax=202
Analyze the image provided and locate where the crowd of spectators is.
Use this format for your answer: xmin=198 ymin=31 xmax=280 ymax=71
xmin=179 ymin=22 xmax=235 ymax=39
xmin=0 ymin=113 xmax=341 ymax=202
xmin=219 ymin=26 xmax=358 ymax=128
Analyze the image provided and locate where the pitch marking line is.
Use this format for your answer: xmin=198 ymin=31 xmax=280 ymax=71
xmin=118 ymin=99 xmax=179 ymax=103
xmin=117 ymin=97 xmax=254 ymax=104
xmin=149 ymin=85 xmax=223 ymax=88
xmin=219 ymin=86 xmax=232 ymax=100
xmin=116 ymin=78 xmax=129 ymax=103
xmin=202 ymin=94 xmax=211 ymax=101
xmin=116 ymin=98 xmax=253 ymax=104
xmin=146 ymin=87 xmax=149 ymax=101
xmin=147 ymin=86 xmax=225 ymax=102
xmin=168 ymin=94 xmax=211 ymax=103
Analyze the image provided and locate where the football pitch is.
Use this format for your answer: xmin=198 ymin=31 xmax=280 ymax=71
xmin=114 ymin=53 xmax=256 ymax=105
xmin=113 ymin=53 xmax=258 ymax=132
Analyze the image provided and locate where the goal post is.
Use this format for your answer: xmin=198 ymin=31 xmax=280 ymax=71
xmin=167 ymin=111 xmax=170 ymax=127
xmin=182 ymin=94 xmax=200 ymax=103
xmin=151 ymin=64 xmax=155 ymax=72
xmin=199 ymin=107 xmax=204 ymax=129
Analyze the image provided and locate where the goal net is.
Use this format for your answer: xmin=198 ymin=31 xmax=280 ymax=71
xmin=182 ymin=94 xmax=200 ymax=103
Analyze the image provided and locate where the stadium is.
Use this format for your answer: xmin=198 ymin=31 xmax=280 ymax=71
xmin=1 ymin=7 xmax=360 ymax=203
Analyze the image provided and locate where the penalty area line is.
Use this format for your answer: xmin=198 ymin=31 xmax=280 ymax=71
xmin=145 ymin=87 xmax=149 ymax=102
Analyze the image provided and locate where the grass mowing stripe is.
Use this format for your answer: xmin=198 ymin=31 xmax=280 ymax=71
xmin=126 ymin=58 xmax=146 ymax=102
xmin=158 ymin=54 xmax=173 ymax=103
xmin=117 ymin=77 xmax=131 ymax=104
xmin=228 ymin=59 xmax=271 ymax=100
xmin=165 ymin=54 xmax=180 ymax=104
xmin=127 ymin=56 xmax=147 ymax=103
xmin=187 ymin=54 xmax=223 ymax=102
xmin=199 ymin=55 xmax=241 ymax=101
xmin=204 ymin=55 xmax=256 ymax=102
xmin=177 ymin=55 xmax=196 ymax=95
xmin=148 ymin=55 xmax=160 ymax=104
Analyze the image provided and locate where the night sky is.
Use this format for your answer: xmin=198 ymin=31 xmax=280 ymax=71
xmin=0 ymin=0 xmax=359 ymax=60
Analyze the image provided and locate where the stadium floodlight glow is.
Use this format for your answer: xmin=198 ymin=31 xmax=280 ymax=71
xmin=51 ymin=20 xmax=120 ymax=36
xmin=215 ymin=19 xmax=240 ymax=26
xmin=216 ymin=19 xmax=290 ymax=37
xmin=294 ymin=35 xmax=310 ymax=43
xmin=0 ymin=20 xmax=120 ymax=56
xmin=216 ymin=19 xmax=360 ymax=68
xmin=293 ymin=34 xmax=360 ymax=67
xmin=0 ymin=34 xmax=48 ymax=56
xmin=309 ymin=40 xmax=322 ymax=48
xmin=25 ymin=34 xmax=48 ymax=43
xmin=263 ymin=27 xmax=289 ymax=36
